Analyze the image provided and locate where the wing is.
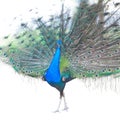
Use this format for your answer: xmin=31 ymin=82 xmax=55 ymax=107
xmin=65 ymin=0 xmax=120 ymax=78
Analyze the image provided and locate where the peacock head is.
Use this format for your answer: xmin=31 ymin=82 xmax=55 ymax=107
xmin=57 ymin=40 xmax=62 ymax=47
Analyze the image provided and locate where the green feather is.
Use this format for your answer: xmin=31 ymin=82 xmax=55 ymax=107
xmin=60 ymin=56 xmax=69 ymax=73
xmin=0 ymin=0 xmax=120 ymax=80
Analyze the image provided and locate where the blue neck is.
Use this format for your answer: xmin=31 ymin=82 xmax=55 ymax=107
xmin=44 ymin=45 xmax=61 ymax=83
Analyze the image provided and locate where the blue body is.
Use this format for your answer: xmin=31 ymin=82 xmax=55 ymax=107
xmin=44 ymin=42 xmax=65 ymax=92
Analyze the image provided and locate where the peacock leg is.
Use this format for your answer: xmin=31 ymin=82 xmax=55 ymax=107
xmin=54 ymin=95 xmax=62 ymax=112
xmin=62 ymin=93 xmax=69 ymax=111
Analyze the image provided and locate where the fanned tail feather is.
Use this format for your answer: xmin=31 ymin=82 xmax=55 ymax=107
xmin=0 ymin=0 xmax=120 ymax=80
xmin=66 ymin=0 xmax=120 ymax=78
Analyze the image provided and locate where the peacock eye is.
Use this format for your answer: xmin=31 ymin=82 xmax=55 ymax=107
xmin=83 ymin=56 xmax=86 ymax=59
xmin=82 ymin=75 xmax=86 ymax=77
xmin=100 ymin=49 xmax=104 ymax=52
xmin=16 ymin=64 xmax=20 ymax=67
xmin=21 ymin=23 xmax=27 ymax=27
xmin=8 ymin=44 xmax=12 ymax=47
xmin=102 ymin=69 xmax=105 ymax=72
xmin=28 ymin=34 xmax=32 ymax=38
xmin=117 ymin=42 xmax=120 ymax=45
xmin=15 ymin=35 xmax=20 ymax=39
xmin=116 ymin=68 xmax=119 ymax=70
xmin=95 ymin=74 xmax=99 ymax=77
xmin=88 ymin=51 xmax=91 ymax=54
xmin=36 ymin=72 xmax=39 ymax=75
xmin=114 ymin=50 xmax=119 ymax=53
xmin=21 ymin=40 xmax=24 ymax=44
xmin=3 ymin=53 xmax=8 ymax=57
xmin=32 ymin=39 xmax=35 ymax=41
xmin=108 ymin=69 xmax=112 ymax=72
xmin=4 ymin=36 xmax=9 ymax=39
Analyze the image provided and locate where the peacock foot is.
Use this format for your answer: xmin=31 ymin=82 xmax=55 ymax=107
xmin=62 ymin=106 xmax=69 ymax=111
xmin=53 ymin=109 xmax=60 ymax=113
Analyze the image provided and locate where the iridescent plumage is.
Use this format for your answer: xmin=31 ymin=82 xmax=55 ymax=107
xmin=0 ymin=0 xmax=120 ymax=111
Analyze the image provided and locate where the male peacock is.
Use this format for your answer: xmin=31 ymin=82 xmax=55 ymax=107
xmin=0 ymin=0 xmax=120 ymax=112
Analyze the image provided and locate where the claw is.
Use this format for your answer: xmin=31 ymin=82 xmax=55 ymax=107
xmin=63 ymin=106 xmax=69 ymax=111
xmin=53 ymin=110 xmax=60 ymax=113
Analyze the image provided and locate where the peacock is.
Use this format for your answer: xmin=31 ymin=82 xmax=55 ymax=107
xmin=0 ymin=0 xmax=120 ymax=112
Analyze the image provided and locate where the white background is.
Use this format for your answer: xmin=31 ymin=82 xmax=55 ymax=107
xmin=0 ymin=0 xmax=120 ymax=120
